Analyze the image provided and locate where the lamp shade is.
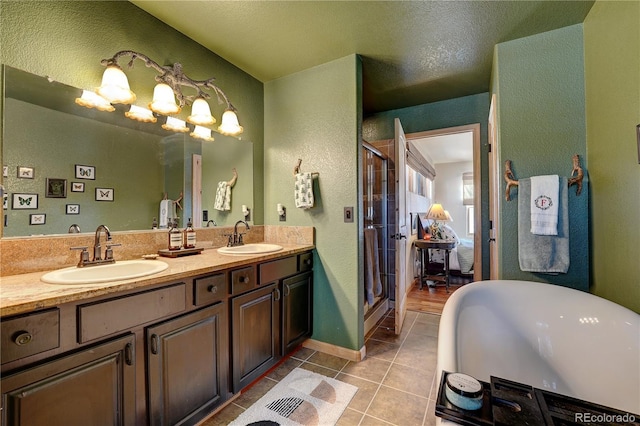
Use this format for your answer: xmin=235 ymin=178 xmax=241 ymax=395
xmin=162 ymin=117 xmax=189 ymax=133
xmin=75 ymin=90 xmax=115 ymax=112
xmin=190 ymin=125 xmax=215 ymax=142
xmin=187 ymin=98 xmax=216 ymax=126
xmin=218 ymin=109 xmax=244 ymax=136
xmin=149 ymin=83 xmax=181 ymax=115
xmin=97 ymin=65 xmax=136 ymax=104
xmin=426 ymin=203 xmax=448 ymax=221
xmin=444 ymin=210 xmax=453 ymax=222
xmin=125 ymin=105 xmax=157 ymax=123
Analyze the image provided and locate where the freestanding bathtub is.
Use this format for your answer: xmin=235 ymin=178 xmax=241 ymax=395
xmin=436 ymin=280 xmax=639 ymax=419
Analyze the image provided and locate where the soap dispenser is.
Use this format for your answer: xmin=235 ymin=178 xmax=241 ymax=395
xmin=183 ymin=217 xmax=196 ymax=249
xmin=168 ymin=218 xmax=182 ymax=250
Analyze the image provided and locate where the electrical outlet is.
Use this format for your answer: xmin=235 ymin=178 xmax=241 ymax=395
xmin=344 ymin=207 xmax=354 ymax=223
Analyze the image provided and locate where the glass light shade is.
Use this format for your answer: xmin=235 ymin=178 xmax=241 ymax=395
xmin=218 ymin=109 xmax=244 ymax=135
xmin=75 ymin=90 xmax=115 ymax=112
xmin=125 ymin=105 xmax=157 ymax=123
xmin=96 ymin=65 xmax=136 ymax=104
xmin=161 ymin=117 xmax=189 ymax=133
xmin=426 ymin=203 xmax=448 ymax=221
xmin=190 ymin=125 xmax=215 ymax=142
xmin=149 ymin=83 xmax=181 ymax=115
xmin=187 ymin=98 xmax=215 ymax=126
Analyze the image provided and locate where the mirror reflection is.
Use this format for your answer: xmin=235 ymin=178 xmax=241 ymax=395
xmin=2 ymin=65 xmax=253 ymax=237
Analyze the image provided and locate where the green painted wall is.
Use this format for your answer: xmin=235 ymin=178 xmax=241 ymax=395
xmin=0 ymin=0 xmax=265 ymax=225
xmin=584 ymin=1 xmax=640 ymax=312
xmin=362 ymin=93 xmax=491 ymax=279
xmin=264 ymin=55 xmax=363 ymax=350
xmin=492 ymin=25 xmax=589 ymax=290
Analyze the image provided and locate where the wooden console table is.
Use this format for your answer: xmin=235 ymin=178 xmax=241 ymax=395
xmin=414 ymin=239 xmax=457 ymax=292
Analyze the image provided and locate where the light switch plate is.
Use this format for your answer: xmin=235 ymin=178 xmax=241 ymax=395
xmin=344 ymin=207 xmax=354 ymax=223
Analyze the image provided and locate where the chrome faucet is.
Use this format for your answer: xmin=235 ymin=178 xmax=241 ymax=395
xmin=94 ymin=224 xmax=111 ymax=261
xmin=227 ymin=220 xmax=250 ymax=247
xmin=68 ymin=224 xmax=81 ymax=233
xmin=70 ymin=224 xmax=121 ymax=267
xmin=206 ymin=219 xmax=217 ymax=227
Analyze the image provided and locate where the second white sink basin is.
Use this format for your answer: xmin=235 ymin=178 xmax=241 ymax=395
xmin=217 ymin=243 xmax=283 ymax=256
xmin=41 ymin=260 xmax=168 ymax=285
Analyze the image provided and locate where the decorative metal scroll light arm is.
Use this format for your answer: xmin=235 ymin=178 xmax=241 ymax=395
xmin=100 ymin=50 xmax=235 ymax=110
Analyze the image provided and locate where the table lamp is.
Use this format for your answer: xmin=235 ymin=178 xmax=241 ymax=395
xmin=426 ymin=203 xmax=448 ymax=239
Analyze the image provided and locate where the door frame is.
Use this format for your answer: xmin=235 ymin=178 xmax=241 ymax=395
xmin=405 ymin=124 xmax=482 ymax=282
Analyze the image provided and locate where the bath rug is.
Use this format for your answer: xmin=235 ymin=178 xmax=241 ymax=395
xmin=230 ymin=368 xmax=358 ymax=426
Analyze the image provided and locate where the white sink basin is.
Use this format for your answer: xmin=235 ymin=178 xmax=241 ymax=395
xmin=41 ymin=260 xmax=168 ymax=285
xmin=217 ymin=243 xmax=283 ymax=256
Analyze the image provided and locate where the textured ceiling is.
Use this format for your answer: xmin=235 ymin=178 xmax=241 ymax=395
xmin=131 ymin=0 xmax=594 ymax=114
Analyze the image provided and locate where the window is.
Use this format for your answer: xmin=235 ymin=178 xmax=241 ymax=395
xmin=466 ymin=206 xmax=475 ymax=235
xmin=462 ymin=172 xmax=474 ymax=205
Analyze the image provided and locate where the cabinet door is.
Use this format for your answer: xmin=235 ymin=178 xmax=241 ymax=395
xmin=1 ymin=334 xmax=135 ymax=426
xmin=282 ymin=271 xmax=313 ymax=354
xmin=231 ymin=283 xmax=280 ymax=392
xmin=147 ymin=303 xmax=228 ymax=426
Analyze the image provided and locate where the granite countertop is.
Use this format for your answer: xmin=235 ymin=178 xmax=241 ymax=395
xmin=0 ymin=243 xmax=314 ymax=317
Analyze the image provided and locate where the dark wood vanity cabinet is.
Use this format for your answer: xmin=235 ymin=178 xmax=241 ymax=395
xmin=231 ymin=283 xmax=280 ymax=392
xmin=1 ymin=250 xmax=313 ymax=425
xmin=1 ymin=334 xmax=136 ymax=426
xmin=146 ymin=302 xmax=229 ymax=426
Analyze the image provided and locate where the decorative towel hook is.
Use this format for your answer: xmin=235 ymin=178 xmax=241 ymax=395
xmin=293 ymin=158 xmax=319 ymax=177
xmin=504 ymin=154 xmax=584 ymax=201
xmin=227 ymin=168 xmax=238 ymax=187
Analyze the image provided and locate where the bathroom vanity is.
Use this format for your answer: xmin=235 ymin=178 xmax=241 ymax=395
xmin=0 ymin=245 xmax=313 ymax=425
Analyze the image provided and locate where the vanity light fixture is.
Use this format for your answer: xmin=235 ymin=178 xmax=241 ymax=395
xmin=81 ymin=50 xmax=244 ymax=136
xmin=162 ymin=117 xmax=190 ymax=133
xmin=75 ymin=90 xmax=115 ymax=112
xmin=124 ymin=105 xmax=157 ymax=123
xmin=190 ymin=125 xmax=215 ymax=142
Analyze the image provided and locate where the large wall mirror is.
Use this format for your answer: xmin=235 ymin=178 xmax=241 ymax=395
xmin=2 ymin=65 xmax=254 ymax=237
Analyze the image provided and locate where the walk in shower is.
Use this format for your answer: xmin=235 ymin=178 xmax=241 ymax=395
xmin=362 ymin=142 xmax=389 ymax=332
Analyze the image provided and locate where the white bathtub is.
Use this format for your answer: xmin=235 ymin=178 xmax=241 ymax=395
xmin=436 ymin=280 xmax=639 ymax=416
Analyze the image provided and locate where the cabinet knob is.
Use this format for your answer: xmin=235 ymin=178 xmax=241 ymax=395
xmin=208 ymin=285 xmax=218 ymax=294
xmin=14 ymin=331 xmax=32 ymax=346
xmin=304 ymin=259 xmax=312 ymax=266
xmin=239 ymin=276 xmax=249 ymax=284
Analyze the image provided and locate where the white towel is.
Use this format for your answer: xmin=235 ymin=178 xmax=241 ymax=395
xmin=530 ymin=175 xmax=559 ymax=235
xmin=159 ymin=199 xmax=176 ymax=228
xmin=364 ymin=228 xmax=383 ymax=305
xmin=294 ymin=172 xmax=314 ymax=209
xmin=214 ymin=181 xmax=231 ymax=211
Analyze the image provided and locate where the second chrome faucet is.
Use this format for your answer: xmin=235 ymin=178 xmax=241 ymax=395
xmin=71 ymin=224 xmax=121 ymax=267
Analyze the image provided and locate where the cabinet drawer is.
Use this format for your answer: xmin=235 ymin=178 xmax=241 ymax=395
xmin=259 ymin=256 xmax=297 ymax=284
xmin=194 ymin=273 xmax=227 ymax=306
xmin=1 ymin=309 xmax=60 ymax=364
xmin=78 ymin=283 xmax=186 ymax=343
xmin=231 ymin=267 xmax=255 ymax=294
xmin=298 ymin=252 xmax=313 ymax=272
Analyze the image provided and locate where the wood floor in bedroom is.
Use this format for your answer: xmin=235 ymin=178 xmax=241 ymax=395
xmin=406 ymin=276 xmax=471 ymax=314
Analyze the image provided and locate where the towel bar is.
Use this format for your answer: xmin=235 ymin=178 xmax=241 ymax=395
xmin=504 ymin=154 xmax=583 ymax=201
xmin=293 ymin=158 xmax=319 ymax=177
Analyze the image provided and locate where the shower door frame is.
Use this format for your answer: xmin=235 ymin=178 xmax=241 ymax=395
xmin=362 ymin=141 xmax=390 ymax=334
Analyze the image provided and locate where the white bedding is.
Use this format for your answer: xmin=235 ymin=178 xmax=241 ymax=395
xmin=425 ymin=223 xmax=474 ymax=274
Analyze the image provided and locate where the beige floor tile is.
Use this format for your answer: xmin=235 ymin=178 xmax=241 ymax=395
xmin=365 ymin=338 xmax=401 ymax=362
xmin=359 ymin=414 xmax=396 ymax=425
xmin=366 ymin=385 xmax=428 ymax=426
xmin=298 ymin=361 xmax=340 ymax=378
xmin=408 ymin=321 xmax=439 ymax=338
xmin=199 ymin=403 xmax=245 ymax=425
xmin=340 ymin=356 xmax=391 ymax=383
xmin=424 ymin=399 xmax=438 ymax=426
xmin=292 ymin=346 xmax=316 ymax=361
xmin=335 ymin=373 xmax=381 ymax=412
xmin=266 ymin=357 xmax=303 ymax=381
xmin=382 ymin=363 xmax=434 ymax=398
xmin=336 ymin=407 xmax=365 ymax=425
xmin=307 ymin=351 xmax=350 ymax=371
xmin=393 ymin=337 xmax=437 ymax=368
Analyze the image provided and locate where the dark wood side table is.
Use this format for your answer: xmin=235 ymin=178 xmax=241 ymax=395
xmin=414 ymin=239 xmax=457 ymax=292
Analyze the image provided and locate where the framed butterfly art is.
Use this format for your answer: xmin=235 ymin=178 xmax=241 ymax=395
xmin=30 ymin=214 xmax=46 ymax=225
xmin=12 ymin=193 xmax=38 ymax=210
xmin=45 ymin=178 xmax=67 ymax=198
xmin=95 ymin=188 xmax=114 ymax=202
xmin=75 ymin=164 xmax=96 ymax=180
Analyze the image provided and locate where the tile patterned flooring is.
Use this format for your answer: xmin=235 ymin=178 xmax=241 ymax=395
xmin=203 ymin=309 xmax=440 ymax=425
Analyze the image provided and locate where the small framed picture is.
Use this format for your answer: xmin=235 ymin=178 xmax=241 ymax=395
xmin=17 ymin=166 xmax=34 ymax=179
xmin=45 ymin=178 xmax=67 ymax=198
xmin=3 ymin=165 xmax=8 ymax=178
xmin=71 ymin=182 xmax=85 ymax=192
xmin=12 ymin=193 xmax=38 ymax=209
xmin=75 ymin=164 xmax=95 ymax=180
xmin=3 ymin=193 xmax=8 ymax=210
xmin=95 ymin=187 xmax=114 ymax=201
xmin=66 ymin=204 xmax=80 ymax=215
xmin=29 ymin=214 xmax=46 ymax=225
